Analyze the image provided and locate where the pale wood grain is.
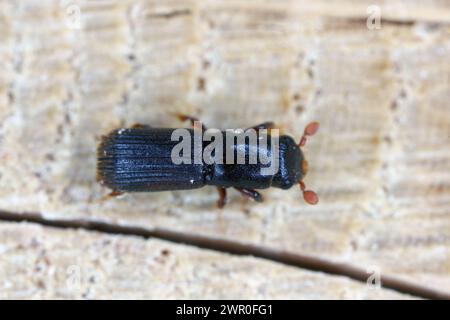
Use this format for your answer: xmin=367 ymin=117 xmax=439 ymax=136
xmin=0 ymin=222 xmax=411 ymax=299
xmin=0 ymin=0 xmax=449 ymax=296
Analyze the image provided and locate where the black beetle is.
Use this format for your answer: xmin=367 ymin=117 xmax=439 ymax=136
xmin=97 ymin=114 xmax=319 ymax=207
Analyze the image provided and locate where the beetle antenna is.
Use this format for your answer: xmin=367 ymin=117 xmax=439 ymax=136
xmin=299 ymin=122 xmax=319 ymax=147
xmin=299 ymin=180 xmax=319 ymax=205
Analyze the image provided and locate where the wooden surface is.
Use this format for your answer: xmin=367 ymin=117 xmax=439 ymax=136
xmin=0 ymin=222 xmax=412 ymax=299
xmin=0 ymin=0 xmax=449 ymax=299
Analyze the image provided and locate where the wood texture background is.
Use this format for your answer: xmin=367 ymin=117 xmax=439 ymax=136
xmin=0 ymin=0 xmax=449 ymax=299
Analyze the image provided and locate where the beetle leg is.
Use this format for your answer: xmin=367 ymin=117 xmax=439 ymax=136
xmin=101 ymin=190 xmax=124 ymax=201
xmin=109 ymin=190 xmax=124 ymax=197
xmin=246 ymin=122 xmax=275 ymax=132
xmin=174 ymin=113 xmax=207 ymax=130
xmin=131 ymin=123 xmax=151 ymax=129
xmin=234 ymin=188 xmax=263 ymax=202
xmin=216 ymin=187 xmax=227 ymax=209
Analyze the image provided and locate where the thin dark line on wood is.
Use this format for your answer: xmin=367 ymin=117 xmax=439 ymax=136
xmin=330 ymin=14 xmax=449 ymax=26
xmin=0 ymin=209 xmax=448 ymax=300
xmin=146 ymin=9 xmax=191 ymax=19
xmin=343 ymin=17 xmax=416 ymax=27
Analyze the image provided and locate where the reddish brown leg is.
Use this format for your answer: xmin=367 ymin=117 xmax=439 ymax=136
xmin=109 ymin=190 xmax=124 ymax=197
xmin=217 ymin=187 xmax=227 ymax=208
xmin=101 ymin=189 xmax=124 ymax=201
xmin=174 ymin=113 xmax=207 ymax=130
xmin=234 ymin=187 xmax=263 ymax=202
xmin=131 ymin=123 xmax=151 ymax=129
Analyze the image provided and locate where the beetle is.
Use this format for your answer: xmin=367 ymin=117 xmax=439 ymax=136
xmin=97 ymin=114 xmax=319 ymax=208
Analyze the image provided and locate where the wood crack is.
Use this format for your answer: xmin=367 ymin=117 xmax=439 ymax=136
xmin=0 ymin=209 xmax=449 ymax=300
xmin=146 ymin=9 xmax=191 ymax=19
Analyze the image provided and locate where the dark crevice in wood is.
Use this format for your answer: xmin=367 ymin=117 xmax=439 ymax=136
xmin=344 ymin=17 xmax=417 ymax=27
xmin=334 ymin=16 xmax=450 ymax=29
xmin=0 ymin=209 xmax=449 ymax=300
xmin=146 ymin=9 xmax=191 ymax=19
